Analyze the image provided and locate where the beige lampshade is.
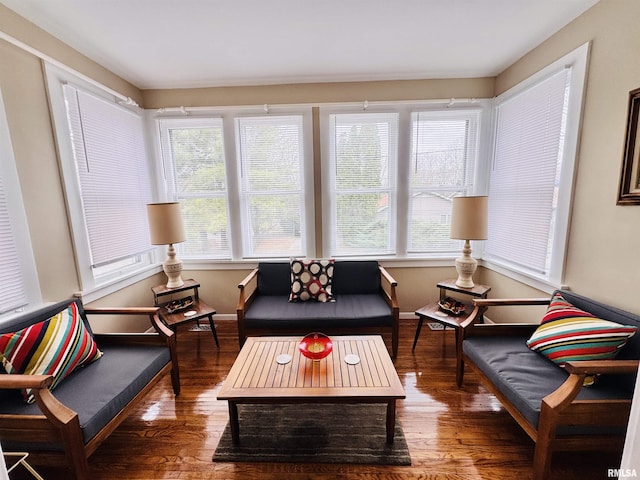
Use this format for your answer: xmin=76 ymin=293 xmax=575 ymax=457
xmin=147 ymin=202 xmax=186 ymax=245
xmin=450 ymin=196 xmax=488 ymax=240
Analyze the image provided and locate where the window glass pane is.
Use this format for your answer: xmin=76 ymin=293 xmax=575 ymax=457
xmin=408 ymin=111 xmax=478 ymax=253
xmin=331 ymin=113 xmax=397 ymax=256
xmin=164 ymin=123 xmax=230 ymax=258
xmin=237 ymin=115 xmax=305 ymax=258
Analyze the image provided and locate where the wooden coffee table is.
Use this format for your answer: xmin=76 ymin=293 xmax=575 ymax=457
xmin=217 ymin=335 xmax=405 ymax=444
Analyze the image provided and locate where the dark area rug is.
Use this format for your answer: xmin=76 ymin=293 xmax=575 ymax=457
xmin=213 ymin=403 xmax=411 ymax=465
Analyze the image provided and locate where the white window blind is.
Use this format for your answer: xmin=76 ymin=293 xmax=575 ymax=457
xmin=0 ymin=168 xmax=27 ymax=313
xmin=328 ymin=112 xmax=398 ymax=256
xmin=160 ymin=119 xmax=230 ymax=259
xmin=408 ymin=110 xmax=479 ymax=254
xmin=63 ymin=85 xmax=152 ymax=268
xmin=236 ymin=115 xmax=306 ymax=258
xmin=485 ymin=67 xmax=571 ymax=275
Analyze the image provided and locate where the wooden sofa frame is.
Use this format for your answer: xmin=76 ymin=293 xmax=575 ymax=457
xmin=236 ymin=264 xmax=400 ymax=357
xmin=0 ymin=306 xmax=180 ymax=480
xmin=456 ymin=298 xmax=639 ymax=480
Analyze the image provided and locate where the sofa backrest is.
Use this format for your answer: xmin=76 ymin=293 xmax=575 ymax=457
xmin=556 ymin=289 xmax=640 ymax=361
xmin=257 ymin=260 xmax=381 ymax=296
xmin=0 ymin=298 xmax=93 ymax=335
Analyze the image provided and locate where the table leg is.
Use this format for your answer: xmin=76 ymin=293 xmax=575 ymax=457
xmin=386 ymin=400 xmax=396 ymax=444
xmin=228 ymin=401 xmax=240 ymax=444
xmin=412 ymin=317 xmax=424 ymax=350
xmin=207 ymin=315 xmax=220 ymax=347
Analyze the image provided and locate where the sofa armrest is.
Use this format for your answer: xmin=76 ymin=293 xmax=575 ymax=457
xmin=85 ymin=306 xmax=180 ymax=395
xmin=562 ymin=359 xmax=639 ymax=376
xmin=236 ymin=268 xmax=259 ymax=348
xmin=379 ymin=266 xmax=399 ymax=358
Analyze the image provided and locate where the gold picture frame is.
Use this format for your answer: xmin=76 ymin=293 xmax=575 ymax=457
xmin=617 ymin=87 xmax=640 ymax=205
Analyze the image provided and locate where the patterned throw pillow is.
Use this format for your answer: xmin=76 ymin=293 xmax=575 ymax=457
xmin=0 ymin=302 xmax=103 ymax=403
xmin=527 ymin=293 xmax=637 ymax=365
xmin=289 ymin=258 xmax=335 ymax=302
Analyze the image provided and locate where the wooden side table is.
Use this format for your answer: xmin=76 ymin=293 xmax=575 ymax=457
xmin=152 ymin=279 xmax=219 ymax=348
xmin=412 ymin=279 xmax=490 ymax=351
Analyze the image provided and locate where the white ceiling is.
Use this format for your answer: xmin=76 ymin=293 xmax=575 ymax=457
xmin=1 ymin=0 xmax=599 ymax=90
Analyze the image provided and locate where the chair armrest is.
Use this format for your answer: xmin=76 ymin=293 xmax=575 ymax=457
xmin=237 ymin=268 xmax=259 ymax=314
xmin=378 ymin=266 xmax=398 ymax=309
xmin=0 ymin=374 xmax=53 ymax=390
xmin=563 ymin=359 xmax=639 ymax=376
xmin=0 ymin=374 xmax=78 ymax=427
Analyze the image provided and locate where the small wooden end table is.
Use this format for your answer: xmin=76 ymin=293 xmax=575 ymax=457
xmin=412 ymin=279 xmax=490 ymax=350
xmin=217 ymin=335 xmax=405 ymax=444
xmin=152 ymin=279 xmax=219 ymax=347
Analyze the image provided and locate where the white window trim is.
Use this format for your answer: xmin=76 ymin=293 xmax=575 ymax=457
xmin=0 ymin=88 xmax=42 ymax=318
xmin=45 ymin=62 xmax=158 ymax=300
xmin=483 ymin=42 xmax=590 ymax=290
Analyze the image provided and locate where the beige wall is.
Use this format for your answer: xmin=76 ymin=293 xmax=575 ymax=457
xmin=1 ymin=0 xmax=638 ymax=331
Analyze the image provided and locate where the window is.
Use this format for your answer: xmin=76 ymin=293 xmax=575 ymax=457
xmin=484 ymin=43 xmax=589 ymax=286
xmin=326 ymin=112 xmax=398 ymax=256
xmin=408 ymin=110 xmax=479 ymax=254
xmin=322 ymin=105 xmax=482 ymax=259
xmin=159 ymin=118 xmax=230 ymax=259
xmin=236 ymin=115 xmax=308 ymax=258
xmin=0 ymin=88 xmax=41 ymax=316
xmin=157 ymin=109 xmax=313 ymax=261
xmin=46 ymin=63 xmax=154 ymax=295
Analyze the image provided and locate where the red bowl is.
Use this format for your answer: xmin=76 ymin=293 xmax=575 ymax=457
xmin=298 ymin=332 xmax=333 ymax=360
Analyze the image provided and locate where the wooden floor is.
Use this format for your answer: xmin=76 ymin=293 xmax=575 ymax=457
xmin=15 ymin=319 xmax=622 ymax=480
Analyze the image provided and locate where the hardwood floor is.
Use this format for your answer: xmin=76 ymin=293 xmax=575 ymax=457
xmin=14 ymin=319 xmax=622 ymax=479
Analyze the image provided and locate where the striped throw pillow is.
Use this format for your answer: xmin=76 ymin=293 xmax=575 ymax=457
xmin=527 ymin=293 xmax=637 ymax=365
xmin=0 ymin=302 xmax=103 ymax=403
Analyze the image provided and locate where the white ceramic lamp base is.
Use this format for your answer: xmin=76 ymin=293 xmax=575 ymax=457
xmin=163 ymin=243 xmax=184 ymax=289
xmin=455 ymin=240 xmax=477 ymax=289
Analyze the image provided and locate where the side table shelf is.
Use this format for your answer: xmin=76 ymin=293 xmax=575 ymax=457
xmin=152 ymin=279 xmax=219 ymax=348
xmin=412 ymin=279 xmax=490 ymax=351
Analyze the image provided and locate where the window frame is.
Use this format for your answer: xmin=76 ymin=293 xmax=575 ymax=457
xmin=0 ymin=88 xmax=42 ymax=319
xmin=45 ymin=63 xmax=159 ymax=301
xmin=482 ymin=42 xmax=590 ymax=290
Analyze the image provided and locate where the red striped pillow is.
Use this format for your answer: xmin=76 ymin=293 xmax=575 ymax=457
xmin=0 ymin=302 xmax=103 ymax=403
xmin=527 ymin=293 xmax=637 ymax=365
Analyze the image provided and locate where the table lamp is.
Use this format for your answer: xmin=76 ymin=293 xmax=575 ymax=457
xmin=450 ymin=196 xmax=488 ymax=288
xmin=147 ymin=202 xmax=186 ymax=288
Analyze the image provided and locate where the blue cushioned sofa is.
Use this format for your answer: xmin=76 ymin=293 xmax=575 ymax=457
xmin=236 ymin=260 xmax=399 ymax=357
xmin=0 ymin=298 xmax=180 ymax=480
xmin=456 ymin=290 xmax=640 ymax=480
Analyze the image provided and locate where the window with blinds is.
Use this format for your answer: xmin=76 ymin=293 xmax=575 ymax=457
xmin=0 ymin=166 xmax=27 ymax=313
xmin=236 ymin=115 xmax=307 ymax=258
xmin=63 ymin=85 xmax=152 ymax=276
xmin=483 ymin=43 xmax=589 ymax=286
xmin=484 ymin=68 xmax=571 ymax=276
xmin=408 ymin=110 xmax=479 ymax=254
xmin=327 ymin=112 xmax=398 ymax=256
xmin=0 ymin=89 xmax=40 ymax=315
xmin=159 ymin=119 xmax=230 ymax=259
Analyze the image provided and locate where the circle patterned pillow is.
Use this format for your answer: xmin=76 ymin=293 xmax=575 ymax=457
xmin=289 ymin=259 xmax=335 ymax=302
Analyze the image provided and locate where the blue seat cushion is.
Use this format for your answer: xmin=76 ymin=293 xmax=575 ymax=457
xmin=0 ymin=342 xmax=170 ymax=450
xmin=464 ymin=335 xmax=633 ymax=435
xmin=244 ymin=294 xmax=392 ymax=330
